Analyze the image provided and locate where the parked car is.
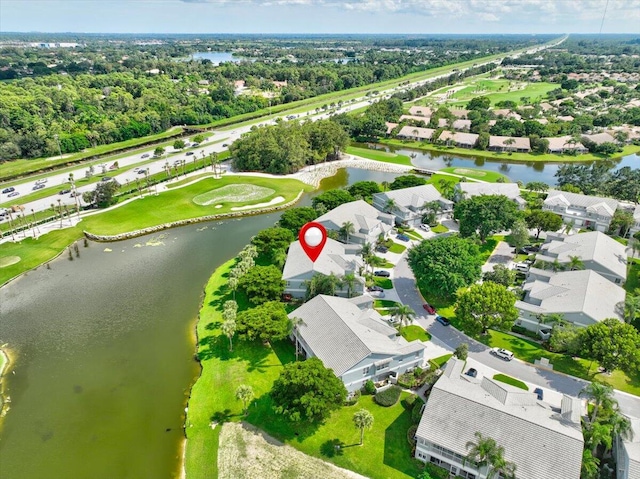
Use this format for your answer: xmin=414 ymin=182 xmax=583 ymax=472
xmin=373 ymin=270 xmax=390 ymax=277
xmin=375 ymin=245 xmax=388 ymax=253
xmin=534 ymin=387 xmax=544 ymax=400
xmin=419 ymin=224 xmax=431 ymax=231
xmin=435 ymin=315 xmax=450 ymax=326
xmin=396 ymin=233 xmax=410 ymax=242
xmin=141 ymin=154 xmax=150 ymax=159
xmin=367 ymin=285 xmax=384 ymax=292
xmin=423 ymin=303 xmax=436 ymax=315
xmin=513 ymin=263 xmax=530 ymax=273
xmin=2 ymin=187 xmax=15 ymax=194
xmin=58 ymin=189 xmax=71 ymax=195
xmin=518 ymin=245 xmax=540 ymax=254
xmin=33 ymin=183 xmax=46 ymax=190
xmin=465 ymin=368 xmax=478 ymax=378
xmin=370 ymin=290 xmax=385 ymax=298
xmin=490 ymin=348 xmax=514 ymax=361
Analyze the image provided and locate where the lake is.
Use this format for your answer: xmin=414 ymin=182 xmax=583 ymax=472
xmin=190 ymin=52 xmax=249 ymax=65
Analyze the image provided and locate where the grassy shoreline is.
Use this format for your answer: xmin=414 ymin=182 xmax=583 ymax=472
xmin=380 ymin=138 xmax=640 ymax=163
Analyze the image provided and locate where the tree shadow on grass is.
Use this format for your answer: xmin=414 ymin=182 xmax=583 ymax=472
xmin=320 ymin=439 xmax=345 ymax=457
xmin=271 ymin=340 xmax=296 ymax=366
xmin=197 ymin=334 xmax=272 ymax=372
xmin=210 ymin=409 xmax=235 ymax=424
xmin=383 ymin=408 xmax=422 ymax=477
xmin=246 ymin=393 xmax=321 ymax=443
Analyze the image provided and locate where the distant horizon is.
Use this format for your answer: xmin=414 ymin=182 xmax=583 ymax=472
xmin=3 ymin=0 xmax=640 ymax=35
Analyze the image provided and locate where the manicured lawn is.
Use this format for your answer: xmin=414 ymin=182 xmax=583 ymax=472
xmin=346 ymin=146 xmax=412 ymax=166
xmin=403 ymin=230 xmax=422 ymax=241
xmin=439 ymin=167 xmax=508 ymax=183
xmin=375 ymin=300 xmax=401 ymax=309
xmin=478 ymin=236 xmax=503 ymax=263
xmin=388 ymin=242 xmax=407 ymax=254
xmin=447 ymin=80 xmax=560 ymax=107
xmin=626 ymin=260 xmax=640 ymax=294
xmin=401 ymin=325 xmax=431 ymax=342
xmin=431 ymin=224 xmax=449 ymax=233
xmin=374 ymin=277 xmax=394 ymax=289
xmin=431 ymin=354 xmax=453 ymax=368
xmin=493 ymin=374 xmax=529 ymax=391
xmin=185 ymin=259 xmax=423 ymax=479
xmin=83 ymin=176 xmax=308 ymax=236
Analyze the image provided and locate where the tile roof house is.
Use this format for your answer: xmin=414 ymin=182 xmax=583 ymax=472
xmin=397 ymin=125 xmax=436 ymax=141
xmin=616 ymin=417 xmax=640 ymax=479
xmin=545 ymin=135 xmax=589 ymax=154
xmin=536 ymin=231 xmax=627 ymax=284
xmin=452 ymin=119 xmax=472 ymax=131
xmin=454 ymin=183 xmax=526 ymax=209
xmin=492 ymin=109 xmax=522 ymax=121
xmin=408 ymin=106 xmax=433 ymax=117
xmin=582 ymin=132 xmax=616 ymax=145
xmin=437 ymin=131 xmax=479 ymax=149
xmin=415 ymin=358 xmax=584 ymax=479
xmin=315 ymin=200 xmax=394 ymax=246
xmin=450 ymin=108 xmax=470 ymax=118
xmin=399 ymin=114 xmax=430 ymax=123
xmin=516 ymin=269 xmax=625 ymax=331
xmin=488 ymin=135 xmax=531 ymax=153
xmin=385 ymin=122 xmax=398 ymax=135
xmin=282 ymin=239 xmax=364 ymax=299
xmin=372 ymin=185 xmax=454 ymax=226
xmin=543 ymin=190 xmax=619 ymax=233
xmin=289 ymin=295 xmax=427 ymax=392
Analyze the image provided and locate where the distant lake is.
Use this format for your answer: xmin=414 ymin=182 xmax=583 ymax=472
xmin=190 ymin=51 xmax=250 ymax=65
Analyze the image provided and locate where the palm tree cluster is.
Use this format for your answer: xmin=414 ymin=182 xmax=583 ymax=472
xmin=534 ymin=255 xmax=584 ymax=273
xmin=228 ymin=245 xmax=258 ymax=299
xmin=304 ymin=271 xmax=359 ymax=300
xmin=579 ymin=382 xmax=633 ymax=479
xmin=465 ymin=432 xmax=516 ymax=479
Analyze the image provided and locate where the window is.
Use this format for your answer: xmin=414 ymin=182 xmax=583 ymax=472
xmin=363 ymin=367 xmax=369 ymax=375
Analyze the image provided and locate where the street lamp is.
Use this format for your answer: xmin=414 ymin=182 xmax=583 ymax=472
xmin=54 ymin=134 xmax=62 ymax=159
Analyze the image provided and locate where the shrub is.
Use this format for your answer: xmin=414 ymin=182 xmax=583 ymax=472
xmin=407 ymin=424 xmax=418 ymax=446
xmin=363 ymin=380 xmax=376 ymax=395
xmin=402 ymin=394 xmax=417 ymax=409
xmin=397 ymin=372 xmax=416 ymax=389
xmin=412 ymin=397 xmax=426 ymax=424
xmin=344 ymin=390 xmax=361 ymax=406
xmin=374 ymin=385 xmax=402 ymax=407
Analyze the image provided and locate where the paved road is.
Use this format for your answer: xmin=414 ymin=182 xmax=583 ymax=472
xmin=392 ymin=251 xmax=640 ymax=418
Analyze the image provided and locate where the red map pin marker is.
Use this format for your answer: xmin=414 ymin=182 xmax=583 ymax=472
xmin=299 ymin=222 xmax=327 ymax=263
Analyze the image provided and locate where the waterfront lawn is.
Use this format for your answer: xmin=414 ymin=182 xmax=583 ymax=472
xmin=493 ymin=374 xmax=528 ymax=391
xmin=0 ymin=226 xmax=83 ymax=286
xmin=401 ymin=325 xmax=431 ymax=342
xmin=346 ymin=146 xmax=412 ymax=166
xmin=439 ymin=167 xmax=507 ymax=183
xmin=186 ymin=259 xmax=423 ymax=479
xmin=83 ymin=176 xmax=309 ymax=236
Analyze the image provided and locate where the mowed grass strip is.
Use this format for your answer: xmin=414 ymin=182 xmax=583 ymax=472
xmin=83 ymin=176 xmax=308 ymax=236
xmin=346 ymin=146 xmax=412 ymax=166
xmin=493 ymin=374 xmax=528 ymax=391
xmin=439 ymin=167 xmax=508 ymax=183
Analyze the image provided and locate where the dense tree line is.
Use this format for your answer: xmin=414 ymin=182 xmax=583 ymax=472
xmin=555 ymin=163 xmax=640 ymax=202
xmin=230 ymin=119 xmax=349 ymax=174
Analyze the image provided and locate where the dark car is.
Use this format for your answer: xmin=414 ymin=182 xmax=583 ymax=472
xmin=138 ymin=169 xmax=148 ymax=175
xmin=367 ymin=285 xmax=384 ymax=293
xmin=2 ymin=187 xmax=15 ymax=194
xmin=33 ymin=184 xmax=46 ymax=190
xmin=396 ymin=233 xmax=410 ymax=242
xmin=465 ymin=368 xmax=478 ymax=378
xmin=518 ymin=245 xmax=540 ymax=254
xmin=222 ymin=143 xmax=229 ymax=147
xmin=141 ymin=153 xmax=150 ymax=159
xmin=70 ymin=191 xmax=80 ymax=197
xmin=534 ymin=387 xmax=544 ymax=400
xmin=435 ymin=315 xmax=450 ymax=326
xmin=373 ymin=270 xmax=390 ymax=277
xmin=375 ymin=245 xmax=388 ymax=253
xmin=59 ymin=189 xmax=71 ymax=195
xmin=423 ymin=303 xmax=436 ymax=315
xmin=186 ymin=151 xmax=194 ymax=156
xmin=101 ymin=176 xmax=112 ymax=182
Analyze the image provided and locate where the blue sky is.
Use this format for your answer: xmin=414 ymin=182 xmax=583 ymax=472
xmin=2 ymin=0 xmax=640 ymax=34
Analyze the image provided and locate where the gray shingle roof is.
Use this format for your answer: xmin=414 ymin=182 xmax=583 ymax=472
xmin=539 ymin=231 xmax=627 ymax=280
xmin=416 ymin=358 xmax=584 ymax=479
xmin=457 ymin=182 xmax=523 ymax=202
xmin=374 ymin=184 xmax=451 ymax=212
xmin=289 ymin=295 xmax=425 ymax=376
xmin=282 ymin=238 xmax=362 ymax=281
xmin=518 ymin=270 xmax=625 ymax=323
xmin=545 ymin=190 xmax=618 ymax=218
xmin=315 ymin=200 xmax=393 ymax=236
xmin=622 ymin=418 xmax=640 ymax=478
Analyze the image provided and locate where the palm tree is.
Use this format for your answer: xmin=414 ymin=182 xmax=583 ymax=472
xmin=503 ymin=137 xmax=516 ymax=152
xmin=342 ymin=272 xmax=357 ymax=298
xmin=421 ymin=200 xmax=442 ymax=226
xmin=622 ymin=293 xmax=640 ymax=323
xmin=580 ymin=382 xmax=617 ymax=428
xmin=465 ymin=432 xmax=515 ymax=479
xmin=289 ymin=316 xmax=305 ymax=361
xmin=340 ymin=221 xmax=355 ymax=243
xmin=393 ymin=304 xmax=416 ymax=331
xmin=384 ymin=198 xmax=396 ymax=214
xmin=228 ymin=276 xmax=239 ymax=300
xmin=566 ymin=255 xmax=584 ymax=271
xmin=381 ymin=181 xmax=390 ymax=192
xmin=221 ymin=320 xmax=236 ymax=352
xmin=563 ymin=220 xmax=575 ymax=235
xmin=353 ymin=408 xmax=374 ymax=445
xmin=550 ymin=259 xmax=563 ymax=272
xmin=235 ymin=384 xmax=254 ymax=416
xmin=536 ymin=312 xmax=565 ymax=335
xmin=360 ymin=242 xmax=373 ymax=273
xmin=580 ymin=449 xmax=600 ymax=479
xmin=606 ymin=411 xmax=633 ymax=456
xmin=586 ymin=421 xmax=613 ymax=456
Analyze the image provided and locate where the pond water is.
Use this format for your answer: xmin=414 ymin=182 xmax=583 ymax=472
xmin=357 ymin=143 xmax=640 ymax=185
xmin=0 ymin=168 xmax=396 ymax=479
xmin=190 ymin=52 xmax=249 ymax=65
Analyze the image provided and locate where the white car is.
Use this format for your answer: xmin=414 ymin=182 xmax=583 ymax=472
xmin=420 ymin=224 xmax=431 ymax=231
xmin=490 ymin=348 xmax=514 ymax=361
